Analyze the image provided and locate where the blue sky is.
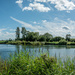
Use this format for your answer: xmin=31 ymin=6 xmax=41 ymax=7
xmin=0 ymin=0 xmax=75 ymax=40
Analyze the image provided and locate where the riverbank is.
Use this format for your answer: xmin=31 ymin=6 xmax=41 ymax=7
xmin=0 ymin=51 xmax=75 ymax=75
xmin=1 ymin=40 xmax=75 ymax=45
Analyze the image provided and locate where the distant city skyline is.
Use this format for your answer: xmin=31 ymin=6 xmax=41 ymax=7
xmin=0 ymin=0 xmax=75 ymax=40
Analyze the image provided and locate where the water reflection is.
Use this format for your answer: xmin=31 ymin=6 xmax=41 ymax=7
xmin=0 ymin=44 xmax=75 ymax=60
xmin=15 ymin=45 xmax=75 ymax=58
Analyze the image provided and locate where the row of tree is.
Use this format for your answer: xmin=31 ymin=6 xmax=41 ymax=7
xmin=16 ymin=27 xmax=71 ymax=42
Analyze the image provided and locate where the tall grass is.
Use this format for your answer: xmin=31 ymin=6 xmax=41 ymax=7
xmin=0 ymin=50 xmax=75 ymax=75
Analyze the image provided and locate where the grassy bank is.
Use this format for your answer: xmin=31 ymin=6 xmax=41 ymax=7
xmin=1 ymin=40 xmax=75 ymax=45
xmin=0 ymin=41 xmax=8 ymax=44
xmin=0 ymin=51 xmax=75 ymax=75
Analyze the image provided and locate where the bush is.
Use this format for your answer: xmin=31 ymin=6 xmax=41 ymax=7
xmin=70 ymin=39 xmax=75 ymax=42
xmin=59 ymin=40 xmax=67 ymax=45
xmin=70 ymin=42 xmax=75 ymax=45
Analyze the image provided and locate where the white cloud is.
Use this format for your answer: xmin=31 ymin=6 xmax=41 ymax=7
xmin=35 ymin=0 xmax=47 ymax=2
xmin=0 ymin=28 xmax=15 ymax=40
xmin=34 ymin=0 xmax=75 ymax=11
xmin=62 ymin=26 xmax=70 ymax=30
xmin=33 ymin=21 xmax=37 ymax=24
xmin=9 ymin=29 xmax=16 ymax=32
xmin=16 ymin=0 xmax=23 ymax=9
xmin=10 ymin=16 xmax=75 ymax=37
xmin=10 ymin=16 xmax=43 ymax=32
xmin=16 ymin=0 xmax=23 ymax=4
xmin=22 ymin=7 xmax=32 ymax=11
xmin=41 ymin=18 xmax=75 ymax=37
xmin=15 ymin=0 xmax=75 ymax=12
xmin=0 ymin=29 xmax=6 ymax=32
xmin=10 ymin=16 xmax=35 ymax=29
xmin=47 ymin=0 xmax=75 ymax=11
xmin=23 ymin=2 xmax=50 ymax=12
xmin=42 ymin=20 xmax=47 ymax=23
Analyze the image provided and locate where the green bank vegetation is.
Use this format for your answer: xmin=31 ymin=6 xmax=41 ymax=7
xmin=0 ymin=51 xmax=75 ymax=75
xmin=1 ymin=40 xmax=75 ymax=45
xmin=1 ymin=27 xmax=75 ymax=45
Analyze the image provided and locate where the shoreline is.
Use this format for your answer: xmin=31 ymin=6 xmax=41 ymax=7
xmin=0 ymin=41 xmax=75 ymax=45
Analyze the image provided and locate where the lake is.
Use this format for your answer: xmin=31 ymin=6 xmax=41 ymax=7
xmin=0 ymin=44 xmax=75 ymax=60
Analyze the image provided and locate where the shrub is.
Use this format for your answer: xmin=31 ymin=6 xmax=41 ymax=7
xmin=70 ymin=42 xmax=75 ymax=45
xmin=59 ymin=40 xmax=67 ymax=45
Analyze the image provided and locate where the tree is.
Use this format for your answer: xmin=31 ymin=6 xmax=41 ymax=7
xmin=26 ymin=32 xmax=39 ymax=41
xmin=52 ymin=36 xmax=64 ymax=42
xmin=16 ymin=27 xmax=20 ymax=40
xmin=70 ymin=38 xmax=75 ymax=42
xmin=39 ymin=35 xmax=46 ymax=42
xmin=43 ymin=33 xmax=53 ymax=42
xmin=34 ymin=32 xmax=39 ymax=41
xmin=21 ymin=27 xmax=26 ymax=40
xmin=66 ymin=34 xmax=71 ymax=41
xmin=9 ymin=38 xmax=12 ymax=41
xmin=26 ymin=32 xmax=34 ymax=41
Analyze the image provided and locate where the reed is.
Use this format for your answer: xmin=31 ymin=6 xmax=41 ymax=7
xmin=0 ymin=49 xmax=75 ymax=75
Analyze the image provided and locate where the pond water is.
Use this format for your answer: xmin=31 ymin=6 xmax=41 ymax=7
xmin=0 ymin=44 xmax=75 ymax=60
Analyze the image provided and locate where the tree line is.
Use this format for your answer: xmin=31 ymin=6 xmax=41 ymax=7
xmin=16 ymin=27 xmax=72 ymax=42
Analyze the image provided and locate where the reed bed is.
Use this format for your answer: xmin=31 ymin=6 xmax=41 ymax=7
xmin=0 ymin=50 xmax=75 ymax=75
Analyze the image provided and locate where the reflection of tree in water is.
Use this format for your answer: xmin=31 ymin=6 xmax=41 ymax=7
xmin=47 ymin=46 xmax=49 ymax=54
xmin=39 ymin=48 xmax=40 ymax=53
xmin=29 ymin=48 xmax=31 ymax=53
xmin=21 ymin=45 xmax=32 ymax=55
xmin=44 ymin=46 xmax=50 ymax=55
xmin=41 ymin=48 xmax=43 ymax=53
xmin=21 ymin=45 xmax=26 ymax=51
xmin=15 ymin=45 xmax=20 ymax=55
xmin=35 ymin=49 xmax=36 ymax=52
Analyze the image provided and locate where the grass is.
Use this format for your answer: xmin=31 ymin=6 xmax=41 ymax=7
xmin=7 ymin=41 xmax=45 ymax=45
xmin=0 ymin=41 xmax=7 ymax=44
xmin=1 ymin=40 xmax=75 ymax=45
xmin=0 ymin=50 xmax=75 ymax=75
xmin=45 ymin=42 xmax=59 ymax=45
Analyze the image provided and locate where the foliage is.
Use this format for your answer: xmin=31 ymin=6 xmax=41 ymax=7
xmin=43 ymin=33 xmax=53 ymax=42
xmin=59 ymin=40 xmax=67 ymax=45
xmin=21 ymin=27 xmax=27 ymax=40
xmin=45 ymin=42 xmax=59 ymax=45
xmin=26 ymin=32 xmax=39 ymax=41
xmin=0 ymin=41 xmax=8 ymax=44
xmin=70 ymin=42 xmax=75 ymax=45
xmin=16 ymin=27 xmax=20 ymax=40
xmin=66 ymin=34 xmax=71 ymax=41
xmin=0 ymin=51 xmax=75 ymax=75
xmin=70 ymin=38 xmax=75 ymax=42
xmin=38 ymin=35 xmax=46 ymax=42
xmin=51 ymin=36 xmax=64 ymax=42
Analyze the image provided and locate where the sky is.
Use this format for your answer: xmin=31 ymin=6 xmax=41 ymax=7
xmin=0 ymin=0 xmax=75 ymax=40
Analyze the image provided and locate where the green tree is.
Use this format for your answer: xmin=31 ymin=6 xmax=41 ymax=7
xmin=16 ymin=27 xmax=20 ymax=40
xmin=26 ymin=32 xmax=34 ymax=41
xmin=26 ymin=32 xmax=39 ymax=41
xmin=34 ymin=32 xmax=39 ymax=41
xmin=52 ymin=36 xmax=64 ymax=42
xmin=66 ymin=34 xmax=71 ymax=41
xmin=70 ymin=38 xmax=75 ymax=42
xmin=39 ymin=35 xmax=46 ymax=42
xmin=21 ymin=27 xmax=26 ymax=40
xmin=43 ymin=33 xmax=53 ymax=42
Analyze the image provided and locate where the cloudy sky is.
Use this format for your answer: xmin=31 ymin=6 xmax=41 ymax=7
xmin=0 ymin=0 xmax=75 ymax=40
